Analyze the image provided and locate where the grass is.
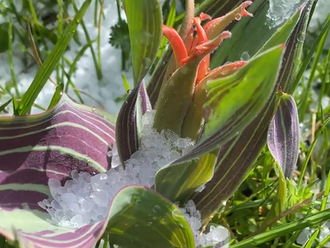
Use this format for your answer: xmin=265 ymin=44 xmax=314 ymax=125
xmin=0 ymin=0 xmax=330 ymax=247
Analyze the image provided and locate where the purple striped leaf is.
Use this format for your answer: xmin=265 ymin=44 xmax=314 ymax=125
xmin=175 ymin=45 xmax=284 ymax=163
xmin=192 ymin=0 xmax=312 ymax=220
xmin=116 ymin=82 xmax=151 ymax=166
xmin=0 ymin=94 xmax=115 ymax=247
xmin=0 ymin=95 xmax=194 ymax=248
xmin=267 ymin=93 xmax=300 ymax=178
xmin=155 ymin=45 xmax=284 ymax=204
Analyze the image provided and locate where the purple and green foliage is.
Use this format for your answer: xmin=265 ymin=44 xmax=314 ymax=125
xmin=267 ymin=93 xmax=300 ymax=179
xmin=0 ymin=95 xmax=193 ymax=248
xmin=0 ymin=0 xmax=314 ymax=247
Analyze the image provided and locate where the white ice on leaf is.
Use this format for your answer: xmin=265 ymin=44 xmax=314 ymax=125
xmin=266 ymin=0 xmax=305 ymax=28
xmin=0 ymin=0 xmax=130 ymax=116
xmin=39 ymin=110 xmax=194 ymax=226
xmin=39 ymin=111 xmax=228 ymax=246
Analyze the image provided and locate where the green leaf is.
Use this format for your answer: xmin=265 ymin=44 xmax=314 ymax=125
xmin=254 ymin=3 xmax=302 ymax=56
xmin=209 ymin=0 xmax=273 ymax=68
xmin=179 ymin=45 xmax=285 ymax=161
xmin=48 ymin=83 xmax=64 ymax=109
xmin=153 ymin=58 xmax=201 ymax=136
xmin=0 ymin=207 xmax=108 ymax=248
xmin=123 ymin=0 xmax=163 ymax=86
xmin=116 ymin=82 xmax=151 ymax=166
xmin=0 ymin=23 xmax=10 ymax=53
xmin=0 ymin=98 xmax=12 ymax=113
xmin=17 ymin=0 xmax=92 ymax=116
xmin=192 ymin=0 xmax=313 ymax=220
xmin=155 ymin=149 xmax=217 ymax=203
xmin=0 ymin=94 xmax=117 ymax=248
xmin=231 ymin=208 xmax=330 ymax=248
xmin=107 ymin=186 xmax=195 ymax=248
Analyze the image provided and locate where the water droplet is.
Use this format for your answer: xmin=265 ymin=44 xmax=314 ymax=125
xmin=220 ymin=69 xmax=229 ymax=75
xmin=131 ymin=195 xmax=141 ymax=205
xmin=235 ymin=13 xmax=241 ymax=20
xmin=180 ymin=66 xmax=188 ymax=74
xmin=142 ymin=57 xmax=152 ymax=69
xmin=147 ymin=222 xmax=153 ymax=226
xmin=153 ymin=205 xmax=161 ymax=213
xmin=240 ymin=51 xmax=250 ymax=61
xmin=297 ymin=32 xmax=305 ymax=42
xmin=171 ymin=209 xmax=182 ymax=221
xmin=136 ymin=30 xmax=153 ymax=45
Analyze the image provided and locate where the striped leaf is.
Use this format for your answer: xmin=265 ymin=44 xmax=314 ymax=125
xmin=0 ymin=94 xmax=116 ymax=247
xmin=208 ymin=0 xmax=272 ymax=68
xmin=123 ymin=0 xmax=163 ymax=86
xmin=107 ymin=186 xmax=195 ymax=248
xmin=153 ymin=58 xmax=201 ymax=136
xmin=267 ymin=93 xmax=300 ymax=178
xmin=192 ymin=0 xmax=313 ymax=220
xmin=155 ymin=45 xmax=284 ymax=204
xmin=176 ymin=45 xmax=284 ymax=162
xmin=155 ymin=149 xmax=217 ymax=203
xmin=116 ymin=82 xmax=151 ymax=166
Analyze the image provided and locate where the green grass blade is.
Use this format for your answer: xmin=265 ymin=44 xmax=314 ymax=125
xmin=48 ymin=83 xmax=64 ymax=109
xmin=17 ymin=0 xmax=92 ymax=116
xmin=123 ymin=0 xmax=163 ymax=86
xmin=231 ymin=208 xmax=330 ymax=248
xmin=0 ymin=99 xmax=12 ymax=113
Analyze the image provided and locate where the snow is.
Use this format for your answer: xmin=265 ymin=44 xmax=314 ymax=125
xmin=0 ymin=0 xmax=131 ymax=116
xmin=39 ymin=110 xmax=194 ymax=227
xmin=266 ymin=0 xmax=305 ymax=28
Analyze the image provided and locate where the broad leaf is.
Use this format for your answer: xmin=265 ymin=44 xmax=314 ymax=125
xmin=153 ymin=58 xmax=201 ymax=136
xmin=17 ymin=0 xmax=91 ymax=115
xmin=107 ymin=186 xmax=195 ymax=248
xmin=116 ymin=82 xmax=151 ymax=166
xmin=177 ymin=45 xmax=285 ymax=162
xmin=267 ymin=93 xmax=300 ymax=178
xmin=192 ymin=0 xmax=313 ymax=220
xmin=155 ymin=150 xmax=217 ymax=203
xmin=123 ymin=0 xmax=163 ymax=86
xmin=0 ymin=94 xmax=116 ymax=247
xmin=254 ymin=3 xmax=303 ymax=56
xmin=0 ymin=23 xmax=10 ymax=53
xmin=208 ymin=0 xmax=273 ymax=68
